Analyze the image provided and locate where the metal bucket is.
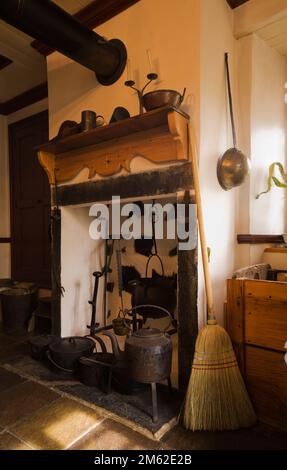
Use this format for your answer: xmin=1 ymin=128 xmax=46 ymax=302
xmin=1 ymin=286 xmax=38 ymax=333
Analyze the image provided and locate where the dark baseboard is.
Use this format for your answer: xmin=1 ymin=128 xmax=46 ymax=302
xmin=237 ymin=234 xmax=284 ymax=244
xmin=0 ymin=238 xmax=11 ymax=243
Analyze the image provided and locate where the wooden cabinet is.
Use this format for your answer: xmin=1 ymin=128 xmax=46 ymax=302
xmin=226 ymin=279 xmax=287 ymax=432
xmin=245 ymin=346 xmax=287 ymax=431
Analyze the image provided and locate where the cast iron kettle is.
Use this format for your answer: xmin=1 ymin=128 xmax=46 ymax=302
xmin=217 ymin=53 xmax=250 ymax=190
xmin=125 ymin=306 xmax=173 ymax=384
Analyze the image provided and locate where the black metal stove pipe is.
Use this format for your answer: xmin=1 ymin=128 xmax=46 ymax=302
xmin=0 ymin=0 xmax=127 ymax=85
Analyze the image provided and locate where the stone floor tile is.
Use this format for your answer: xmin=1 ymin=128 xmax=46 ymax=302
xmin=0 ymin=431 xmax=33 ymax=450
xmin=0 ymin=380 xmax=59 ymax=427
xmin=70 ymin=418 xmax=160 ymax=450
xmin=11 ymin=397 xmax=103 ymax=450
xmin=0 ymin=339 xmax=28 ymax=363
xmin=0 ymin=367 xmax=25 ymax=393
xmin=0 ymin=334 xmax=18 ymax=352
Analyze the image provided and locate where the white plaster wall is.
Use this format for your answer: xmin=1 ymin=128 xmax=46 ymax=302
xmin=199 ymin=0 xmax=237 ymax=326
xmin=61 ymin=198 xmax=178 ymax=337
xmin=250 ymin=34 xmax=286 ymax=264
xmin=61 ymin=206 xmax=105 ymax=337
xmin=235 ymin=34 xmax=287 ymax=268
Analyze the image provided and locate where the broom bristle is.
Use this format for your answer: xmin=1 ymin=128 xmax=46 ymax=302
xmin=183 ymin=323 xmax=257 ymax=431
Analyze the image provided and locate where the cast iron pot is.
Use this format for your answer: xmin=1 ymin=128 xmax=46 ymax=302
xmin=78 ymin=353 xmax=116 ymax=392
xmin=78 ymin=333 xmax=119 ymax=392
xmin=129 ymin=254 xmax=177 ymax=318
xmin=47 ymin=336 xmax=95 ymax=373
xmin=29 ymin=335 xmax=55 ymax=361
xmin=129 ymin=278 xmax=176 ymax=318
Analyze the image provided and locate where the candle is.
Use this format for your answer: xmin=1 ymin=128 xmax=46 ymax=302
xmin=146 ymin=49 xmax=153 ymax=73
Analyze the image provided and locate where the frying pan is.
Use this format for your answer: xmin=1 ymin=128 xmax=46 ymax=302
xmin=217 ymin=53 xmax=250 ymax=190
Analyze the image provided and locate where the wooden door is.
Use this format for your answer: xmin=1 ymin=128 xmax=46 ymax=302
xmin=9 ymin=111 xmax=51 ymax=287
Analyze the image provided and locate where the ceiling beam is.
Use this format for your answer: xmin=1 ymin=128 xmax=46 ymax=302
xmin=31 ymin=0 xmax=140 ymax=56
xmin=234 ymin=0 xmax=287 ymax=38
xmin=0 ymin=82 xmax=48 ymax=115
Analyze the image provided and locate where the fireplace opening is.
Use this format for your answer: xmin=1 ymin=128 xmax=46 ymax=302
xmin=60 ymin=195 xmax=179 ymax=388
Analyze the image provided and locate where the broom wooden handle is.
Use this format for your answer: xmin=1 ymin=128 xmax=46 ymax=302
xmin=188 ymin=122 xmax=215 ymax=321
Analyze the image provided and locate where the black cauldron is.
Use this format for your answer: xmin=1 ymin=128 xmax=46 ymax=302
xmin=47 ymin=336 xmax=95 ymax=372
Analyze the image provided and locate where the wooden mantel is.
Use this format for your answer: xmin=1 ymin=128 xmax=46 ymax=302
xmin=37 ymin=107 xmax=190 ymax=185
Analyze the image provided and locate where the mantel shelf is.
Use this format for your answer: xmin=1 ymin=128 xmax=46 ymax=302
xmin=37 ymin=107 xmax=190 ymax=185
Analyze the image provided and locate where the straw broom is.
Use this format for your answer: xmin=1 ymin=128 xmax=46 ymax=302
xmin=183 ymin=123 xmax=256 ymax=431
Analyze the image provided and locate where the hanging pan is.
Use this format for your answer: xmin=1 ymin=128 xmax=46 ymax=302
xmin=217 ymin=53 xmax=250 ymax=190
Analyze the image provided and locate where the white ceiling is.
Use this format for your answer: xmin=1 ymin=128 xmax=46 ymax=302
xmin=0 ymin=21 xmax=46 ymax=102
xmin=0 ymin=0 xmax=93 ymax=103
xmin=234 ymin=0 xmax=287 ymax=59
xmin=256 ymin=16 xmax=287 ymax=58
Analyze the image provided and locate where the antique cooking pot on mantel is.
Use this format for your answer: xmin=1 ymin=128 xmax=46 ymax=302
xmin=125 ymin=327 xmax=172 ymax=384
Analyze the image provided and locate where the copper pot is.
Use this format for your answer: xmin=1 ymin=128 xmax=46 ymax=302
xmin=142 ymin=88 xmax=186 ymax=111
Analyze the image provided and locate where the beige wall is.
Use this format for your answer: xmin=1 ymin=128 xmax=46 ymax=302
xmin=234 ymin=35 xmax=253 ymax=268
xmin=45 ymin=0 xmax=287 ymax=334
xmin=47 ymin=0 xmax=201 ymax=335
xmin=48 ymin=0 xmax=201 ymax=140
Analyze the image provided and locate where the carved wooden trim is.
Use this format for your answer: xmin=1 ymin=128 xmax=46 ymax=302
xmin=38 ymin=151 xmax=55 ymax=185
xmin=237 ymin=234 xmax=284 ymax=244
xmin=31 ymin=0 xmax=140 ymax=56
xmin=38 ymin=108 xmax=190 ymax=185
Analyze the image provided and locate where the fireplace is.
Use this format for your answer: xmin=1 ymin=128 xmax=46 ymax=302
xmin=38 ymin=107 xmax=198 ymax=391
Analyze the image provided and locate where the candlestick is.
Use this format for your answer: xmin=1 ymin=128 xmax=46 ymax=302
xmin=126 ymin=58 xmax=131 ymax=81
